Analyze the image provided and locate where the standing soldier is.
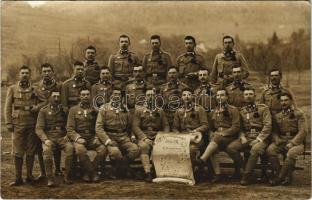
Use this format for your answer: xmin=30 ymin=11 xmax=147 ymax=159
xmin=95 ymin=89 xmax=140 ymax=178
xmin=172 ymin=88 xmax=209 ymax=163
xmin=176 ymin=35 xmax=208 ymax=90
xmin=83 ymin=46 xmax=102 ymax=85
xmin=61 ymin=61 xmax=91 ymax=113
xmin=5 ymin=65 xmax=40 ymax=186
xmin=160 ymin=67 xmax=189 ymax=129
xmin=225 ymin=66 xmax=251 ymax=108
xmin=226 ymin=87 xmax=272 ymax=185
xmin=260 ymin=68 xmax=295 ymax=114
xmin=197 ymin=89 xmax=240 ymax=182
xmin=66 ymin=89 xmax=107 ymax=182
xmin=132 ymin=88 xmax=170 ymax=182
xmin=35 ymin=91 xmax=74 ymax=187
xmin=91 ymin=67 xmax=114 ymax=109
xmin=142 ymin=35 xmax=173 ymax=91
xmin=34 ymin=63 xmax=62 ymax=179
xmin=108 ymin=34 xmax=140 ymax=91
xmin=125 ymin=66 xmax=150 ymax=111
xmin=266 ymin=93 xmax=307 ymax=186
xmin=211 ymin=35 xmax=249 ymax=87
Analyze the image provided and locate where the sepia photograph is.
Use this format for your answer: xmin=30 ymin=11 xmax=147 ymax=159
xmin=1 ymin=1 xmax=311 ymax=199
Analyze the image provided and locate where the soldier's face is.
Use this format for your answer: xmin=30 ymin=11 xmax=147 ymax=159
xmin=111 ymin=90 xmax=122 ymax=103
xmin=270 ymin=71 xmax=281 ymax=85
xmin=50 ymin=92 xmax=61 ymax=105
xmin=223 ymin=38 xmax=234 ymax=51
xmin=216 ymin=90 xmax=228 ymax=103
xmin=233 ymin=67 xmax=242 ymax=80
xmin=151 ymin=39 xmax=161 ymax=51
xmin=168 ymin=68 xmax=178 ymax=80
xmin=146 ymin=90 xmax=155 ymax=102
xmin=280 ymin=96 xmax=291 ymax=109
xmin=182 ymin=91 xmax=192 ymax=103
xmin=41 ymin=67 xmax=53 ymax=80
xmin=100 ymin=69 xmax=111 ymax=80
xmin=133 ymin=67 xmax=143 ymax=79
xmin=19 ymin=69 xmax=30 ymax=81
xmin=80 ymin=90 xmax=90 ymax=103
xmin=74 ymin=65 xmax=85 ymax=77
xmin=243 ymin=90 xmax=256 ymax=103
xmin=119 ymin=37 xmax=130 ymax=50
xmin=85 ymin=49 xmax=96 ymax=61
xmin=185 ymin=39 xmax=195 ymax=52
xmin=198 ymin=70 xmax=209 ymax=83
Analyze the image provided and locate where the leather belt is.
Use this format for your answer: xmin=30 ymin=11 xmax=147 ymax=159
xmin=14 ymin=106 xmax=32 ymax=111
xmin=105 ymin=128 xmax=127 ymax=133
xmin=46 ymin=126 xmax=66 ymax=131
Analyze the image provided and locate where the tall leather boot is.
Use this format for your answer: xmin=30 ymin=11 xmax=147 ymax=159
xmin=44 ymin=159 xmax=55 ymax=187
xmin=240 ymin=154 xmax=258 ymax=185
xmin=141 ymin=154 xmax=152 ymax=182
xmin=26 ymin=155 xmax=36 ymax=185
xmin=63 ymin=156 xmax=73 ymax=184
xmin=91 ymin=155 xmax=104 ymax=182
xmin=281 ymin=159 xmax=295 ymax=186
xmin=10 ymin=156 xmax=24 ymax=186
xmin=54 ymin=148 xmax=62 ymax=176
xmin=79 ymin=155 xmax=94 ymax=182
xmin=226 ymin=148 xmax=243 ymax=179
xmin=269 ymin=156 xmax=281 ymax=186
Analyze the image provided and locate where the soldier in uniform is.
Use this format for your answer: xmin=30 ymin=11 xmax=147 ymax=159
xmin=61 ymin=61 xmax=91 ymax=113
xmin=108 ymin=34 xmax=140 ymax=91
xmin=197 ymin=89 xmax=240 ymax=182
xmin=83 ymin=46 xmax=101 ymax=85
xmin=142 ymin=35 xmax=173 ymax=91
xmin=211 ymin=35 xmax=249 ymax=87
xmin=66 ymin=89 xmax=107 ymax=182
xmin=34 ymin=63 xmax=62 ymax=178
xmin=260 ymin=68 xmax=295 ymax=114
xmin=176 ymin=35 xmax=208 ymax=90
xmin=5 ymin=65 xmax=40 ymax=186
xmin=95 ymin=89 xmax=140 ymax=178
xmin=266 ymin=93 xmax=307 ymax=186
xmin=225 ymin=87 xmax=272 ymax=185
xmin=91 ymin=67 xmax=114 ymax=109
xmin=172 ymin=88 xmax=209 ymax=162
xmin=159 ymin=67 xmax=189 ymax=129
xmin=132 ymin=88 xmax=170 ymax=182
xmin=125 ymin=66 xmax=150 ymax=111
xmin=36 ymin=91 xmax=74 ymax=187
xmin=225 ymin=66 xmax=251 ymax=108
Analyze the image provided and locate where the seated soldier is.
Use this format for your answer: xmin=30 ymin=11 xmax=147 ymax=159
xmin=172 ymin=88 xmax=209 ymax=167
xmin=132 ymin=88 xmax=170 ymax=182
xmin=196 ymin=89 xmax=240 ymax=182
xmin=67 ymin=89 xmax=107 ymax=183
xmin=36 ymin=91 xmax=74 ymax=187
xmin=267 ymin=93 xmax=307 ymax=186
xmin=225 ymin=87 xmax=272 ymax=185
xmin=95 ymin=89 xmax=140 ymax=178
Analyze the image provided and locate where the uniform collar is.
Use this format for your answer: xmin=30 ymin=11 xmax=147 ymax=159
xmin=120 ymin=49 xmax=129 ymax=55
xmin=80 ymin=102 xmax=91 ymax=109
xmin=269 ymin=84 xmax=281 ymax=90
xmin=18 ymin=80 xmax=31 ymax=89
xmin=246 ymin=103 xmax=257 ymax=111
xmin=74 ymin=76 xmax=84 ymax=82
xmin=100 ymin=79 xmax=112 ymax=85
xmin=84 ymin=59 xmax=97 ymax=65
xmin=186 ymin=51 xmax=195 ymax=56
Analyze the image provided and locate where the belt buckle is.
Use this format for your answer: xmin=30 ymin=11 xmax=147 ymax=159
xmin=250 ymin=129 xmax=256 ymax=134
xmin=55 ymin=127 xmax=61 ymax=130
xmin=218 ymin=127 xmax=223 ymax=131
xmin=152 ymin=73 xmax=157 ymax=77
xmin=24 ymin=106 xmax=30 ymax=111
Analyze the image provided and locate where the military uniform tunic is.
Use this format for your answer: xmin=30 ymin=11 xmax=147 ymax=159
xmin=83 ymin=60 xmax=101 ymax=85
xmin=91 ymin=80 xmax=114 ymax=108
xmin=225 ymin=81 xmax=251 ymax=108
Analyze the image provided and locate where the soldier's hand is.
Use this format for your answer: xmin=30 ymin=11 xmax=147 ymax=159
xmin=240 ymin=135 xmax=248 ymax=144
xmin=93 ymin=138 xmax=102 ymax=145
xmin=44 ymin=139 xmax=53 ymax=147
xmin=108 ymin=140 xmax=118 ymax=147
xmin=76 ymin=138 xmax=86 ymax=144
xmin=30 ymin=105 xmax=39 ymax=113
xmin=143 ymin=138 xmax=153 ymax=145
xmin=7 ymin=124 xmax=14 ymax=133
xmin=131 ymin=135 xmax=137 ymax=143
xmin=274 ymin=138 xmax=284 ymax=145
xmin=250 ymin=139 xmax=259 ymax=146
xmin=286 ymin=143 xmax=294 ymax=150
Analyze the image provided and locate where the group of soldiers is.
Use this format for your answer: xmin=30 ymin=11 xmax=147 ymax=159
xmin=4 ymin=34 xmax=307 ymax=188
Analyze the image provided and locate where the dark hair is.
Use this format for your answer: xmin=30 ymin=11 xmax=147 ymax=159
xmin=150 ymin=35 xmax=161 ymax=42
xmin=278 ymin=92 xmax=293 ymax=101
xmin=100 ymin=67 xmax=110 ymax=72
xmin=73 ymin=61 xmax=84 ymax=67
xmin=269 ymin=68 xmax=282 ymax=78
xmin=119 ymin=34 xmax=131 ymax=45
xmin=198 ymin=69 xmax=209 ymax=74
xmin=181 ymin=87 xmax=193 ymax=94
xmin=243 ymin=86 xmax=256 ymax=93
xmin=168 ymin=66 xmax=178 ymax=72
xmin=223 ymin=35 xmax=235 ymax=44
xmin=184 ymin=35 xmax=196 ymax=45
xmin=85 ymin=45 xmax=96 ymax=53
xmin=19 ymin=65 xmax=31 ymax=72
xmin=79 ymin=88 xmax=90 ymax=94
xmin=216 ymin=88 xmax=228 ymax=96
xmin=41 ymin=63 xmax=54 ymax=72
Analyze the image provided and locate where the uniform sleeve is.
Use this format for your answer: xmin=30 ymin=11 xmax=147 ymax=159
xmin=238 ymin=53 xmax=249 ymax=79
xmin=199 ymin=56 xmax=209 ymax=72
xmin=223 ymin=107 xmax=240 ymax=137
xmin=259 ymin=90 xmax=266 ymax=104
xmin=166 ymin=53 xmax=173 ymax=70
xmin=95 ymin=109 xmax=110 ymax=144
xmin=161 ymin=110 xmax=170 ymax=132
xmin=132 ymin=109 xmax=146 ymax=140
xmin=35 ymin=110 xmax=48 ymax=142
xmin=271 ymin=114 xmax=281 ymax=142
xmin=290 ymin=111 xmax=307 ymax=145
xmin=4 ymin=86 xmax=13 ymax=127
xmin=194 ymin=107 xmax=209 ymax=133
xmin=66 ymin=108 xmax=81 ymax=141
xmin=172 ymin=110 xmax=180 ymax=132
xmin=256 ymin=107 xmax=272 ymax=142
xmin=61 ymin=83 xmax=69 ymax=110
xmin=210 ymin=55 xmax=218 ymax=83
xmin=108 ymin=55 xmax=115 ymax=76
